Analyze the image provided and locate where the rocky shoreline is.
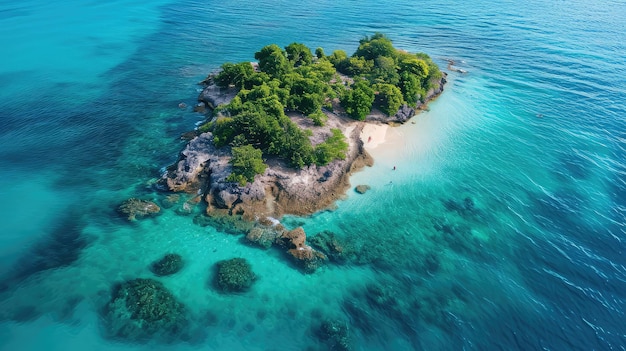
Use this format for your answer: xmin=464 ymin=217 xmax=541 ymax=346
xmin=150 ymin=72 xmax=445 ymax=271
xmin=159 ymin=73 xmax=445 ymax=221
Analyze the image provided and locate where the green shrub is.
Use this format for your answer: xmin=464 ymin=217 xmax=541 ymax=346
xmin=227 ymin=145 xmax=267 ymax=186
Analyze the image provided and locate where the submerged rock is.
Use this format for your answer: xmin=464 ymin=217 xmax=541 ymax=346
xmin=150 ymin=254 xmax=184 ymax=276
xmin=317 ymin=319 xmax=353 ymax=351
xmin=160 ymin=194 xmax=181 ymax=209
xmin=245 ymin=226 xmax=281 ymax=249
xmin=309 ymin=230 xmax=348 ymax=263
xmin=103 ymin=278 xmax=187 ymax=341
xmin=215 ymin=258 xmax=257 ymax=292
xmin=354 ymin=184 xmax=371 ymax=194
xmin=277 ymin=227 xmax=327 ymax=273
xmin=117 ymin=198 xmax=160 ymax=221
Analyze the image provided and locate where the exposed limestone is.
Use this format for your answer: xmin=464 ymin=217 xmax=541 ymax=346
xmin=197 ymin=77 xmax=239 ymax=110
xmin=355 ymin=185 xmax=371 ymax=194
xmin=117 ymin=198 xmax=160 ymax=221
xmin=276 ymin=227 xmax=327 ymax=273
xmin=159 ymin=121 xmax=373 ymax=221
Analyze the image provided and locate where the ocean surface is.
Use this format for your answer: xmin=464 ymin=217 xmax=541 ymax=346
xmin=1 ymin=0 xmax=625 ymax=350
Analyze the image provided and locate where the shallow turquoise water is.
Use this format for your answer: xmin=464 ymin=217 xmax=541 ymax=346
xmin=1 ymin=0 xmax=625 ymax=350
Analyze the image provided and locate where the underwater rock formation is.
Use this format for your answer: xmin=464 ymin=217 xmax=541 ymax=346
xmin=103 ymin=278 xmax=187 ymax=341
xmin=150 ymin=254 xmax=184 ymax=276
xmin=354 ymin=184 xmax=371 ymax=194
xmin=214 ymin=258 xmax=257 ymax=292
xmin=276 ymin=227 xmax=327 ymax=273
xmin=317 ymin=319 xmax=353 ymax=351
xmin=308 ymin=230 xmax=349 ymax=264
xmin=117 ymin=198 xmax=160 ymax=221
xmin=245 ymin=226 xmax=281 ymax=249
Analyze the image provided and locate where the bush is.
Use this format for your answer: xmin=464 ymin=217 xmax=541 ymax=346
xmin=315 ymin=129 xmax=348 ymax=165
xmin=227 ymin=145 xmax=267 ymax=186
xmin=309 ymin=110 xmax=327 ymax=126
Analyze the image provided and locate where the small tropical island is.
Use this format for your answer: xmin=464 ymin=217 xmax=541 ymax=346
xmin=153 ymin=33 xmax=445 ymax=271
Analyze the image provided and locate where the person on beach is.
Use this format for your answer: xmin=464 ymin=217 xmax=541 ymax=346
xmin=393 ymin=166 xmax=396 ymax=170
xmin=368 ymin=136 xmax=372 ymax=143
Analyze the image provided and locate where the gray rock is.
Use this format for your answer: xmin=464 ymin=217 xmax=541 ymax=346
xmin=355 ymin=185 xmax=371 ymax=194
xmin=198 ymin=83 xmax=239 ymax=110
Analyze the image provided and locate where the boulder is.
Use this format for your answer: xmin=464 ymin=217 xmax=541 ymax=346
xmin=394 ymin=104 xmax=415 ymax=123
xmin=355 ymin=185 xmax=371 ymax=194
xmin=198 ymin=82 xmax=239 ymax=110
xmin=277 ymin=227 xmax=327 ymax=273
xmin=117 ymin=198 xmax=160 ymax=221
xmin=160 ymin=133 xmax=215 ymax=193
xmin=276 ymin=227 xmax=307 ymax=249
xmin=150 ymin=254 xmax=184 ymax=276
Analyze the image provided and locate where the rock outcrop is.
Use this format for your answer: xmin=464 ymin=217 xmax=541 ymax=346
xmin=159 ymin=123 xmax=373 ymax=221
xmin=276 ymin=227 xmax=327 ymax=273
xmin=197 ymin=78 xmax=239 ymax=110
xmin=355 ymin=185 xmax=371 ymax=194
xmin=117 ymin=198 xmax=160 ymax=221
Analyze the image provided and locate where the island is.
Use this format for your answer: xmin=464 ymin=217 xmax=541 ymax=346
xmin=157 ymin=33 xmax=446 ymax=271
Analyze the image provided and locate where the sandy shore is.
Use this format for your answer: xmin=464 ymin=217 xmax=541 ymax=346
xmin=360 ymin=122 xmax=409 ymax=159
xmin=360 ymin=123 xmax=389 ymax=150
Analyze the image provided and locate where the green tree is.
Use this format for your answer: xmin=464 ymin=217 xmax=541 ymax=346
xmin=215 ymin=62 xmax=254 ymax=88
xmin=328 ymin=50 xmax=349 ymax=73
xmin=341 ymin=80 xmax=374 ymax=120
xmin=255 ymin=44 xmax=290 ymax=78
xmin=315 ymin=47 xmax=326 ymax=59
xmin=309 ymin=110 xmax=327 ymax=126
xmin=398 ymin=71 xmax=422 ymax=106
xmin=397 ymin=53 xmax=429 ymax=79
xmin=227 ymin=145 xmax=267 ymax=186
xmin=285 ymin=42 xmax=313 ymax=67
xmin=287 ymin=77 xmax=326 ymax=115
xmin=354 ymin=33 xmax=396 ymax=61
xmin=373 ymin=83 xmax=404 ymax=116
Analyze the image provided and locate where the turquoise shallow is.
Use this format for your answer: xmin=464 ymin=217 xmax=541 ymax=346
xmin=1 ymin=0 xmax=625 ymax=350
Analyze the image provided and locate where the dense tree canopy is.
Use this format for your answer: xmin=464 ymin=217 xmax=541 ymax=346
xmin=207 ymin=35 xmax=441 ymax=182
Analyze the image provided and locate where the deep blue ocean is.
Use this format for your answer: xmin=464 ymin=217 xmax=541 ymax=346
xmin=1 ymin=0 xmax=625 ymax=350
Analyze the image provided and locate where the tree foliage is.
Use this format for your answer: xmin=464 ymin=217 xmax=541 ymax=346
xmin=314 ymin=129 xmax=348 ymax=165
xmin=285 ymin=42 xmax=313 ymax=67
xmin=254 ymin=44 xmax=290 ymax=78
xmin=227 ymin=145 xmax=267 ymax=186
xmin=207 ymin=35 xmax=441 ymax=174
xmin=341 ymin=80 xmax=375 ymax=121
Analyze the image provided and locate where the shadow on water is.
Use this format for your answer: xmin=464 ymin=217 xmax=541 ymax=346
xmin=0 ymin=210 xmax=94 ymax=294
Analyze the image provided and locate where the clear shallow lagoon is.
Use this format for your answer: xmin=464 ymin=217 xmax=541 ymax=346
xmin=1 ymin=0 xmax=625 ymax=350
